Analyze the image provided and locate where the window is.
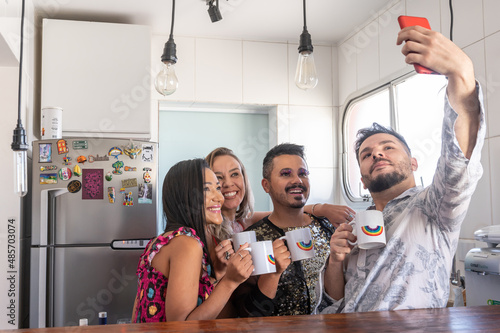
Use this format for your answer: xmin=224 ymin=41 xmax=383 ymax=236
xmin=341 ymin=73 xmax=448 ymax=203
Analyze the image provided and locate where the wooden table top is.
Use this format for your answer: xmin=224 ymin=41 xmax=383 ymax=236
xmin=7 ymin=305 xmax=500 ymax=332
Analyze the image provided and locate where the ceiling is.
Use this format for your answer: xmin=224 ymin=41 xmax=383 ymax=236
xmin=32 ymin=0 xmax=394 ymax=45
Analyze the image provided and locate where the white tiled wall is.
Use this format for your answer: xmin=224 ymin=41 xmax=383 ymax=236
xmin=336 ymin=0 xmax=500 ymax=269
xmin=150 ymin=35 xmax=337 ymax=205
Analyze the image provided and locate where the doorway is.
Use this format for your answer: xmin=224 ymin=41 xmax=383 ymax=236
xmin=158 ymin=107 xmax=271 ymax=228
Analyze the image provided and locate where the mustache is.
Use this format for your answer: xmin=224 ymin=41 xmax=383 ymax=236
xmin=370 ymin=158 xmax=392 ymax=173
xmin=285 ymin=184 xmax=307 ymax=192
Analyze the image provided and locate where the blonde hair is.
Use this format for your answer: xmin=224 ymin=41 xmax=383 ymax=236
xmin=205 ymin=147 xmax=255 ymax=240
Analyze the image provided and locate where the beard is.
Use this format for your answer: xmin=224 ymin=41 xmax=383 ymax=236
xmin=362 ymin=160 xmax=411 ymax=193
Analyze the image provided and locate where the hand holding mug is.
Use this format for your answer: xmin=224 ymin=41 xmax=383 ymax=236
xmin=329 ymin=222 xmax=356 ymax=262
xmin=224 ymin=243 xmax=254 ymax=287
xmin=271 ymin=238 xmax=291 ymax=275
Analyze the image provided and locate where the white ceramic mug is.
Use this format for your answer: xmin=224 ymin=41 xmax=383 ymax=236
xmin=279 ymin=228 xmax=315 ymax=261
xmin=231 ymin=230 xmax=257 ymax=250
xmin=348 ymin=210 xmax=386 ymax=250
xmin=248 ymin=240 xmax=276 ymax=276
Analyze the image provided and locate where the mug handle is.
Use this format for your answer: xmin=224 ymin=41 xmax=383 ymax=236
xmin=347 ymin=221 xmax=357 ymax=246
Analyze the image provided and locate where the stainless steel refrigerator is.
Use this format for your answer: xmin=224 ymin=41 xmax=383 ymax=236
xmin=29 ymin=138 xmax=160 ymax=328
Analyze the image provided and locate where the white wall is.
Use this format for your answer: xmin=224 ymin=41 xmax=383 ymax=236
xmin=150 ymin=36 xmax=337 ymax=205
xmin=0 ymin=0 xmax=35 ymax=329
xmin=336 ymin=0 xmax=500 ymax=274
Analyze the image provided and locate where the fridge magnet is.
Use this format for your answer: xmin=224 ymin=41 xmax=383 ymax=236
xmin=143 ymin=168 xmax=152 ymax=183
xmin=105 ymin=171 xmax=113 ymax=181
xmin=138 ymin=183 xmax=152 ymax=204
xmin=39 ymin=143 xmax=52 ymax=163
xmin=112 ymin=160 xmax=124 ymax=174
xmin=141 ymin=145 xmax=154 ymax=162
xmin=82 ymin=169 xmax=104 ymax=200
xmin=124 ymin=166 xmax=136 ymax=172
xmin=77 ymin=155 xmax=87 ymax=164
xmin=108 ymin=147 xmax=123 ymax=159
xmin=58 ymin=167 xmax=72 ymax=181
xmin=73 ymin=164 xmax=82 ymax=177
xmin=124 ymin=141 xmax=142 ymax=159
xmin=108 ymin=187 xmax=115 ymax=203
xmin=62 ymin=154 xmax=72 ymax=165
xmin=40 ymin=165 xmax=57 ymax=172
xmin=123 ymin=191 xmax=134 ymax=206
xmin=88 ymin=154 xmax=109 ymax=163
xmin=72 ymin=140 xmax=88 ymax=150
xmin=57 ymin=139 xmax=69 ymax=155
xmin=119 ymin=187 xmax=126 ymax=194
xmin=122 ymin=178 xmax=138 ymax=188
xmin=67 ymin=180 xmax=82 ymax=193
xmin=40 ymin=173 xmax=58 ymax=185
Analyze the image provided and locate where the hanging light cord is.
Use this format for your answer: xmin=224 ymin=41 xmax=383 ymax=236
xmin=169 ymin=0 xmax=175 ymax=39
xmin=449 ymin=0 xmax=454 ymax=41
xmin=302 ymin=0 xmax=307 ymax=30
xmin=17 ymin=0 xmax=26 ymax=126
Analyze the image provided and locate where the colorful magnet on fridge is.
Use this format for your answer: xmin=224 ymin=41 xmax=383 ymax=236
xmin=124 ymin=166 xmax=136 ymax=171
xmin=39 ymin=143 xmax=52 ymax=163
xmin=57 ymin=139 xmax=69 ymax=155
xmin=58 ymin=167 xmax=72 ymax=181
xmin=119 ymin=187 xmax=126 ymax=194
xmin=123 ymin=191 xmax=134 ymax=206
xmin=40 ymin=173 xmax=57 ymax=185
xmin=108 ymin=147 xmax=123 ymax=159
xmin=40 ymin=165 xmax=57 ymax=172
xmin=138 ymin=183 xmax=152 ymax=204
xmin=112 ymin=160 xmax=124 ymax=174
xmin=124 ymin=141 xmax=142 ymax=159
xmin=62 ymin=154 xmax=72 ymax=165
xmin=77 ymin=155 xmax=87 ymax=164
xmin=72 ymin=140 xmax=88 ymax=150
xmin=105 ymin=171 xmax=113 ymax=181
xmin=67 ymin=180 xmax=82 ymax=193
xmin=73 ymin=164 xmax=82 ymax=177
xmin=143 ymin=167 xmax=152 ymax=183
xmin=108 ymin=187 xmax=115 ymax=203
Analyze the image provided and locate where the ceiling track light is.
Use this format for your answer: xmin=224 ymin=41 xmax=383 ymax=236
xmin=154 ymin=0 xmax=179 ymax=96
xmin=207 ymin=0 xmax=223 ymax=23
xmin=295 ymin=0 xmax=318 ymax=90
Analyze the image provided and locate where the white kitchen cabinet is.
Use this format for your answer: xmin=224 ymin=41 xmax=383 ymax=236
xmin=41 ymin=19 xmax=151 ymax=139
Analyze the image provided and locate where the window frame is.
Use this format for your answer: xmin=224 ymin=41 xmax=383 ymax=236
xmin=340 ymin=71 xmax=416 ymax=204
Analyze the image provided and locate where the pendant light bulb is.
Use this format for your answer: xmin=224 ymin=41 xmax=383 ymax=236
xmin=155 ymin=61 xmax=178 ymax=96
xmin=295 ymin=0 xmax=318 ymax=91
xmin=12 ymin=123 xmax=28 ymax=197
xmin=295 ymin=50 xmax=318 ymax=90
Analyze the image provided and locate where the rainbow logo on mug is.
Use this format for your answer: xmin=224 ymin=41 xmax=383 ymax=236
xmin=297 ymin=240 xmax=313 ymax=251
xmin=361 ymin=225 xmax=383 ymax=236
xmin=268 ymin=255 xmax=276 ymax=265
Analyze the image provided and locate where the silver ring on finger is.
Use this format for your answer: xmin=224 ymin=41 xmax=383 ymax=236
xmin=238 ymin=252 xmax=244 ymax=260
xmin=225 ymin=251 xmax=230 ymax=260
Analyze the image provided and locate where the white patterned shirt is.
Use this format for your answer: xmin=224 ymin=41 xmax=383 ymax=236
xmin=324 ymin=84 xmax=485 ymax=313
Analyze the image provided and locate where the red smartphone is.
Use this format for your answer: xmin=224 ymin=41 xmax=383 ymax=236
xmin=397 ymin=15 xmax=439 ymax=75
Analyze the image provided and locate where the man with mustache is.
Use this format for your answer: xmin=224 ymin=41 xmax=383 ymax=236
xmin=235 ymin=143 xmax=345 ymax=316
xmin=323 ymin=26 xmax=485 ymax=313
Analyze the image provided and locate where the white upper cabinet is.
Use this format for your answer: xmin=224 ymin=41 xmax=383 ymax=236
xmin=41 ymin=19 xmax=151 ymax=139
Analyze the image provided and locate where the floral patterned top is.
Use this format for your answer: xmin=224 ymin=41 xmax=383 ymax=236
xmin=133 ymin=227 xmax=214 ymax=323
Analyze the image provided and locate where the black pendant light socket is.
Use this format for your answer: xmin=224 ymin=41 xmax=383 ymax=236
xmin=298 ymin=28 xmax=314 ymax=53
xmin=161 ymin=37 xmax=177 ymax=64
xmin=11 ymin=123 xmax=28 ymax=151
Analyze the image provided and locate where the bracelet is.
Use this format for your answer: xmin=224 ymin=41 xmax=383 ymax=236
xmin=311 ymin=203 xmax=319 ymax=216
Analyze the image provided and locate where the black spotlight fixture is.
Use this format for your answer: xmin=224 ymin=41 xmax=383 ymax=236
xmin=208 ymin=0 xmax=222 ymax=23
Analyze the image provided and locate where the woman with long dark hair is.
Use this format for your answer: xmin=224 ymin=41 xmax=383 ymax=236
xmin=132 ymin=159 xmax=253 ymax=322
